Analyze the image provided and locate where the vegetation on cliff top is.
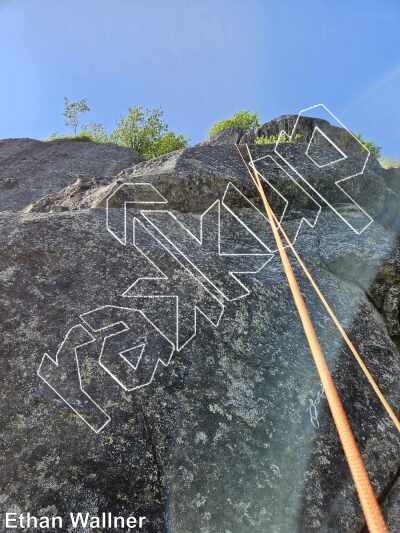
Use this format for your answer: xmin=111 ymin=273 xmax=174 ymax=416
xmin=355 ymin=133 xmax=381 ymax=159
xmin=47 ymin=99 xmax=187 ymax=160
xmin=48 ymin=99 xmax=385 ymax=161
xmin=207 ymin=110 xmax=259 ymax=138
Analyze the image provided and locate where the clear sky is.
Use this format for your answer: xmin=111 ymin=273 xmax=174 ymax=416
xmin=1 ymin=0 xmax=399 ymax=157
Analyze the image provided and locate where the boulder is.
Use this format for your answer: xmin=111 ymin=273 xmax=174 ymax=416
xmin=92 ymin=143 xmax=387 ymax=217
xmin=205 ymin=125 xmax=247 ymax=145
xmin=205 ymin=114 xmax=364 ymax=151
xmin=240 ymin=114 xmax=339 ymax=145
xmin=95 ymin=145 xmax=257 ymax=212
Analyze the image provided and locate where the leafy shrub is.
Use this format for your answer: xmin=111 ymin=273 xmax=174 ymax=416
xmin=47 ymin=102 xmax=187 ymax=158
xmin=146 ymin=131 xmax=187 ymax=159
xmin=255 ymin=133 xmax=303 ymax=145
xmin=255 ymin=134 xmax=279 ymax=145
xmin=110 ymin=105 xmax=187 ymax=159
xmin=208 ymin=110 xmax=259 ymax=138
xmin=355 ymin=134 xmax=381 ymax=159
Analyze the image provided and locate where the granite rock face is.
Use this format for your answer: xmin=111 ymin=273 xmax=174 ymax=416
xmin=384 ymin=167 xmax=400 ymax=194
xmin=23 ymin=141 xmax=398 ymax=232
xmin=201 ymin=125 xmax=245 ymax=145
xmin=23 ymin=175 xmax=111 ymax=213
xmin=1 ymin=130 xmax=400 ymax=533
xmin=0 ymin=138 xmax=141 ymax=211
xmin=207 ymin=114 xmax=371 ymax=151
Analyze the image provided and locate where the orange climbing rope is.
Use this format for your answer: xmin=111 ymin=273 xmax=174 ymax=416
xmin=241 ymin=145 xmax=388 ymax=533
xmin=235 ymin=144 xmax=400 ymax=433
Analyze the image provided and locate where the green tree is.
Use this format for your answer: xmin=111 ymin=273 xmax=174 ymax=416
xmin=148 ymin=132 xmax=187 ymax=158
xmin=111 ymin=105 xmax=187 ymax=159
xmin=63 ymin=97 xmax=90 ymax=135
xmin=208 ymin=110 xmax=259 ymax=138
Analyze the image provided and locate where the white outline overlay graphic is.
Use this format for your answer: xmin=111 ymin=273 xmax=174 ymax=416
xmin=106 ymin=182 xmax=168 ymax=245
xmin=37 ymin=324 xmax=111 ymax=434
xmin=80 ymin=305 xmax=175 ymax=392
xmin=140 ymin=199 xmax=273 ymax=302
xmin=38 ymin=103 xmax=376 ymax=433
xmin=125 ymin=218 xmax=225 ymax=351
xmin=305 ymin=126 xmax=347 ymax=169
xmin=272 ymin=103 xmax=373 ymax=234
xmin=242 ymin=155 xmax=322 ymax=251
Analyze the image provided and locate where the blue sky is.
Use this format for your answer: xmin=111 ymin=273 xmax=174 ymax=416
xmin=1 ymin=0 xmax=399 ymax=157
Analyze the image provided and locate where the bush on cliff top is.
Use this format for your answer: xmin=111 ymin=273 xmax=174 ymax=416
xmin=355 ymin=133 xmax=381 ymax=159
xmin=208 ymin=110 xmax=259 ymax=138
xmin=110 ymin=106 xmax=187 ymax=159
xmin=47 ymin=100 xmax=188 ymax=160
